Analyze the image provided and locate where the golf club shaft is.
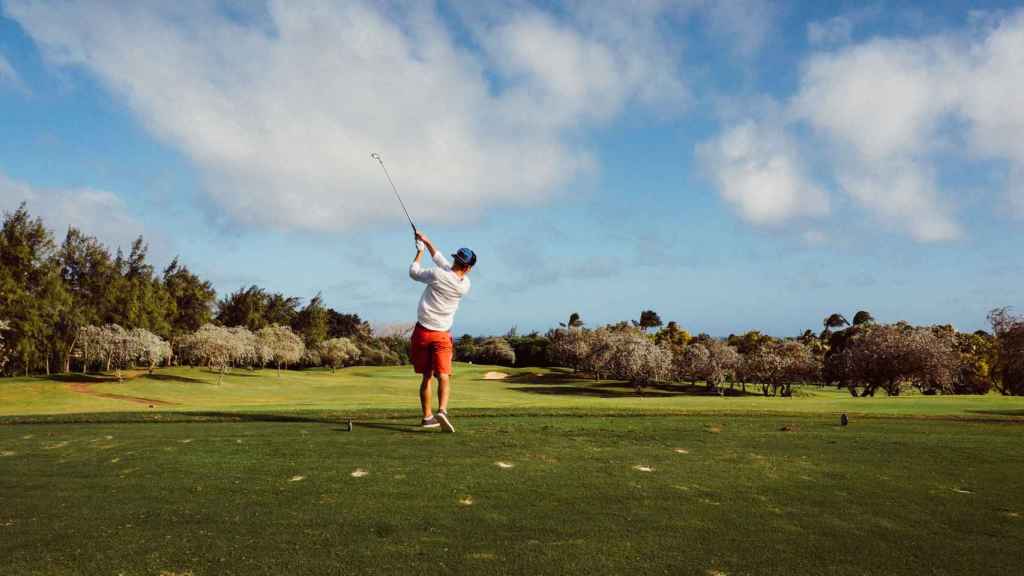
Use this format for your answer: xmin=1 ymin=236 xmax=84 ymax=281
xmin=371 ymin=153 xmax=417 ymax=235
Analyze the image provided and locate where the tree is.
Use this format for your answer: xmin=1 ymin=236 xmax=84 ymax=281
xmin=74 ymin=324 xmax=144 ymax=381
xmin=184 ymin=324 xmax=241 ymax=383
xmin=257 ymin=324 xmax=305 ymax=375
xmin=474 ymin=337 xmax=516 ymax=366
xmin=506 ymin=332 xmax=551 ymax=367
xmin=163 ymin=258 xmax=216 ymax=336
xmin=320 ymin=337 xmax=361 ymax=372
xmin=559 ymin=312 xmax=584 ymax=329
xmin=674 ymin=343 xmax=710 ymax=385
xmin=0 ymin=320 xmax=9 ymax=372
xmin=638 ymin=310 xmax=663 ymax=332
xmin=110 ymin=237 xmax=173 ymax=337
xmin=216 ymin=286 xmax=266 ymax=330
xmin=740 ymin=341 xmax=820 ymax=397
xmin=548 ymin=327 xmax=591 ymax=372
xmin=953 ymin=330 xmax=995 ymax=394
xmin=129 ymin=328 xmax=172 ymax=373
xmin=655 ymin=321 xmax=691 ymax=353
xmin=727 ymin=330 xmax=772 ymax=355
xmin=824 ymin=323 xmax=957 ymax=397
xmin=823 ymin=313 xmax=850 ymax=330
xmin=56 ymin=228 xmax=115 ymax=372
xmin=293 ymin=293 xmax=329 ymax=349
xmin=988 ymin=308 xmax=1024 ymax=395
xmin=598 ymin=329 xmax=672 ymax=394
xmin=327 ymin=310 xmax=367 ymax=338
xmin=852 ymin=310 xmax=876 ymax=326
xmin=0 ymin=203 xmax=69 ymax=375
xmin=455 ymin=334 xmax=477 ymax=362
xmin=675 ymin=340 xmax=740 ymax=393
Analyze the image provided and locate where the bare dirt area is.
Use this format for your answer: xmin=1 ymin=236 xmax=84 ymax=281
xmin=66 ymin=372 xmax=177 ymax=406
xmin=483 ymin=371 xmax=509 ymax=380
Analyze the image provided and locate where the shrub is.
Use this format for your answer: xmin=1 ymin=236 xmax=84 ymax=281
xmin=319 ymin=337 xmax=360 ymax=372
xmin=989 ymin=308 xmax=1024 ymax=395
xmin=474 ymin=337 xmax=516 ymax=366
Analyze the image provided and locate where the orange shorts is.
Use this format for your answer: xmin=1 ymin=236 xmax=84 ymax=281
xmin=410 ymin=323 xmax=454 ymax=375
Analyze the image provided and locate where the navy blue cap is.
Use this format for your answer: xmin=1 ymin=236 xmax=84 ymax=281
xmin=453 ymin=247 xmax=477 ymax=267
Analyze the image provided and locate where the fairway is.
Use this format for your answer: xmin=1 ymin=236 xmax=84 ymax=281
xmin=2 ymin=366 xmax=1023 ymax=575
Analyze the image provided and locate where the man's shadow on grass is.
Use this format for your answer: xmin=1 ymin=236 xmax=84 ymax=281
xmin=349 ymin=422 xmax=424 ymax=434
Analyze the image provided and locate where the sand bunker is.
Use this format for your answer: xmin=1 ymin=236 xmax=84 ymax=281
xmin=674 ymin=448 xmax=690 ymax=454
xmin=289 ymin=475 xmax=306 ymax=482
xmin=633 ymin=465 xmax=654 ymax=472
xmin=459 ymin=496 xmax=475 ymax=506
xmin=495 ymin=461 xmax=515 ymax=469
xmin=351 ymin=468 xmax=369 ymax=478
xmin=483 ymin=371 xmax=509 ymax=380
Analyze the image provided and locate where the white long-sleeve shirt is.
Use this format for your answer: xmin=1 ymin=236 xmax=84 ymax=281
xmin=409 ymin=250 xmax=471 ymax=332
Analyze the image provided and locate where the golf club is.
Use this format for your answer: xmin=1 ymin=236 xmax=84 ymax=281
xmin=370 ymin=153 xmax=418 ymax=244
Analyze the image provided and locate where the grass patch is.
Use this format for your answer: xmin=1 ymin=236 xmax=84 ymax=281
xmin=1 ymin=415 xmax=1021 ymax=575
xmin=1 ymin=365 xmax=1022 ymax=574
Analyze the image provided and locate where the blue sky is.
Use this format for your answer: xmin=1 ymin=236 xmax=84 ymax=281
xmin=1 ymin=0 xmax=1023 ymax=337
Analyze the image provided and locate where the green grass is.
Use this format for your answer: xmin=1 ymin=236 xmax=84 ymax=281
xmin=2 ymin=363 xmax=1022 ymax=419
xmin=1 ymin=365 xmax=1022 ymax=575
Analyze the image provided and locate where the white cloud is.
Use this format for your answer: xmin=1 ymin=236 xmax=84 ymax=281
xmin=806 ymin=6 xmax=880 ymax=47
xmin=696 ymin=119 xmax=829 ymax=227
xmin=706 ymin=8 xmax=1024 ymax=242
xmin=0 ymin=52 xmax=28 ymax=94
xmin=695 ymin=0 xmax=778 ymax=57
xmin=807 ymin=16 xmax=855 ymax=46
xmin=6 ymin=0 xmax=690 ymax=233
xmin=0 ymin=170 xmax=147 ymax=252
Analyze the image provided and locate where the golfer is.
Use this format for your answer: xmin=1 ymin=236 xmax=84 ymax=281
xmin=409 ymin=230 xmax=475 ymax=432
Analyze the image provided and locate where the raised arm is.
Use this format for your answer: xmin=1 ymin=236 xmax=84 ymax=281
xmin=415 ymin=231 xmax=451 ymax=271
xmin=409 ymin=238 xmax=433 ymax=283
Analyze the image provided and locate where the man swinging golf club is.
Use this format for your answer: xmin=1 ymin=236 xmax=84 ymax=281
xmin=409 ymin=230 xmax=475 ymax=432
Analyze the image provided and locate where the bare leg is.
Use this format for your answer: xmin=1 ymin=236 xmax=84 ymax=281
xmin=437 ymin=373 xmax=451 ymax=413
xmin=420 ymin=373 xmax=434 ymax=419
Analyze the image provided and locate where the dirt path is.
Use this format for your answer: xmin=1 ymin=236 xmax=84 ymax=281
xmin=67 ymin=373 xmax=177 ymax=406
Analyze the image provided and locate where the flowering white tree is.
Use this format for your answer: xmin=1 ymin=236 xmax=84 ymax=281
xmin=75 ymin=325 xmax=172 ymax=380
xmin=187 ymin=324 xmax=240 ymax=383
xmin=548 ymin=327 xmax=591 ymax=371
xmin=0 ymin=320 xmax=9 ymax=373
xmin=319 ymin=337 xmax=362 ymax=372
xmin=129 ymin=328 xmax=172 ymax=373
xmin=602 ymin=330 xmax=673 ymax=394
xmin=76 ymin=325 xmax=108 ymax=374
xmin=227 ymin=326 xmax=258 ymax=368
xmin=258 ymin=324 xmax=305 ymax=375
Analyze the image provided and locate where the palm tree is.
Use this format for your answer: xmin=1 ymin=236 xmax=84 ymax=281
xmin=560 ymin=312 xmax=584 ymax=329
xmin=852 ymin=310 xmax=875 ymax=326
xmin=823 ymin=313 xmax=849 ymax=330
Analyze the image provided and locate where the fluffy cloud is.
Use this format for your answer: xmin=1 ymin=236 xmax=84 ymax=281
xmin=692 ymin=0 xmax=778 ymax=56
xmin=696 ymin=119 xmax=828 ymax=226
xmin=0 ymin=170 xmax=147 ymax=252
xmin=703 ymin=8 xmax=1024 ymax=241
xmin=5 ymin=0 xmax=690 ymax=232
xmin=806 ymin=6 xmax=880 ymax=46
xmin=0 ymin=52 xmax=28 ymax=93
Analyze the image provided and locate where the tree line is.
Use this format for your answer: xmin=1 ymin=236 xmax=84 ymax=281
xmin=3 ymin=204 xmax=1022 ymax=395
xmin=458 ymin=309 xmax=1024 ymax=397
xmin=0 ymin=204 xmax=404 ymax=376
